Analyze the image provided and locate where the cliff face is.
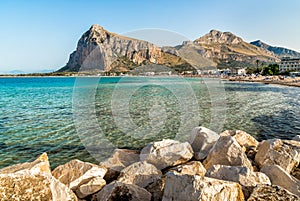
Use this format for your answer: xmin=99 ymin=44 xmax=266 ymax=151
xmin=59 ymin=26 xmax=281 ymax=72
xmin=59 ymin=25 xmax=165 ymax=72
xmin=192 ymin=30 xmax=280 ymax=68
xmin=251 ymin=40 xmax=300 ymax=59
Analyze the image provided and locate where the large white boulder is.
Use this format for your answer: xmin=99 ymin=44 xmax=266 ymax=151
xmin=140 ymin=139 xmax=193 ymax=170
xmin=52 ymin=159 xmax=107 ymax=198
xmin=162 ymin=172 xmax=244 ymax=201
xmin=255 ymin=139 xmax=300 ymax=173
xmin=261 ymin=165 xmax=300 ymax=197
xmin=0 ymin=172 xmax=78 ymax=201
xmin=188 ymin=127 xmax=220 ymax=160
xmin=203 ymin=136 xmax=253 ymax=170
xmin=220 ymin=130 xmax=258 ymax=151
xmin=206 ymin=165 xmax=270 ymax=198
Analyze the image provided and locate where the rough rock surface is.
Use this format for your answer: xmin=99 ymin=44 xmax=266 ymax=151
xmin=261 ymin=165 xmax=300 ymax=197
xmin=188 ymin=126 xmax=219 ymax=160
xmin=52 ymin=159 xmax=107 ymax=197
xmin=169 ymin=161 xmax=206 ymax=176
xmin=255 ymin=139 xmax=300 ymax=173
xmin=0 ymin=153 xmax=51 ymax=175
xmin=95 ymin=181 xmax=151 ymax=201
xmin=100 ymin=149 xmax=140 ymax=182
xmin=140 ymin=139 xmax=193 ymax=170
xmin=203 ymin=136 xmax=253 ymax=170
xmin=75 ymin=177 xmax=106 ymax=199
xmin=162 ymin=172 xmax=244 ymax=201
xmin=206 ymin=165 xmax=270 ymax=198
xmin=0 ymin=173 xmax=78 ymax=201
xmin=247 ymin=185 xmax=300 ymax=201
xmin=220 ymin=130 xmax=258 ymax=151
xmin=118 ymin=161 xmax=163 ymax=201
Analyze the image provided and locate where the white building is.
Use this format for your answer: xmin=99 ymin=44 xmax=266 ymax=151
xmin=279 ymin=57 xmax=300 ymax=72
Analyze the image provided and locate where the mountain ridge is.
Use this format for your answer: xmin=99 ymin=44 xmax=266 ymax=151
xmin=250 ymin=40 xmax=300 ymax=59
xmin=58 ymin=25 xmax=282 ymax=72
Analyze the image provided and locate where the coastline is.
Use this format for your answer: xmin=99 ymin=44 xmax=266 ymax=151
xmin=1 ymin=127 xmax=300 ymax=200
xmin=222 ymin=75 xmax=300 ymax=88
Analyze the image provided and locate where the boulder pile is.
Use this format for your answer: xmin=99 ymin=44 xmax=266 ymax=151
xmin=1 ymin=127 xmax=300 ymax=200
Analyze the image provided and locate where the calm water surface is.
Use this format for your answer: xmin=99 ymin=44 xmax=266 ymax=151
xmin=0 ymin=77 xmax=300 ymax=168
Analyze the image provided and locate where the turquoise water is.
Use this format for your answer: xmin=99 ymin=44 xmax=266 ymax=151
xmin=1 ymin=77 xmax=300 ymax=169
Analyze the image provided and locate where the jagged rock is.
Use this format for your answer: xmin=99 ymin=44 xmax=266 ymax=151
xmin=247 ymin=185 xmax=300 ymax=201
xmin=206 ymin=165 xmax=270 ymax=198
xmin=293 ymin=135 xmax=300 ymax=142
xmin=75 ymin=177 xmax=106 ymax=199
xmin=118 ymin=161 xmax=162 ymax=187
xmin=188 ymin=127 xmax=219 ymax=160
xmin=203 ymin=136 xmax=253 ymax=170
xmin=0 ymin=173 xmax=78 ymax=201
xmin=162 ymin=172 xmax=244 ymax=201
xmin=261 ymin=165 xmax=300 ymax=197
xmin=140 ymin=139 xmax=193 ymax=170
xmin=118 ymin=161 xmax=162 ymax=201
xmin=94 ymin=181 xmax=151 ymax=201
xmin=0 ymin=153 xmax=51 ymax=175
xmin=255 ymin=139 xmax=300 ymax=173
xmin=169 ymin=161 xmax=206 ymax=176
xmin=52 ymin=159 xmax=107 ymax=197
xmin=100 ymin=149 xmax=140 ymax=182
xmin=220 ymin=130 xmax=258 ymax=151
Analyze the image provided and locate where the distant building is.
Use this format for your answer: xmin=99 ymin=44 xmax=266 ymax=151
xmin=279 ymin=57 xmax=300 ymax=72
xmin=233 ymin=67 xmax=247 ymax=75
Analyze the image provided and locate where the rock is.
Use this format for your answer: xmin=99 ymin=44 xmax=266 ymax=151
xmin=293 ymin=135 xmax=300 ymax=142
xmin=206 ymin=165 xmax=270 ymax=198
xmin=118 ymin=161 xmax=162 ymax=187
xmin=162 ymin=172 xmax=244 ymax=201
xmin=203 ymin=136 xmax=253 ymax=170
xmin=75 ymin=177 xmax=106 ymax=199
xmin=247 ymin=185 xmax=300 ymax=201
xmin=255 ymin=139 xmax=300 ymax=173
xmin=100 ymin=149 xmax=140 ymax=182
xmin=52 ymin=159 xmax=107 ymax=197
xmin=188 ymin=127 xmax=219 ymax=160
xmin=0 ymin=153 xmax=51 ymax=175
xmin=220 ymin=130 xmax=258 ymax=151
xmin=261 ymin=165 xmax=300 ymax=197
xmin=0 ymin=173 xmax=77 ymax=201
xmin=169 ymin=161 xmax=206 ymax=176
xmin=95 ymin=181 xmax=151 ymax=201
xmin=140 ymin=139 xmax=193 ymax=170
xmin=118 ymin=161 xmax=162 ymax=201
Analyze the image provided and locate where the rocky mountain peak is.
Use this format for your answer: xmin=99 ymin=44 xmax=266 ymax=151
xmin=195 ymin=30 xmax=243 ymax=45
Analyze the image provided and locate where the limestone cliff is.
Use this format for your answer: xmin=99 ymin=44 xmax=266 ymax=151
xmin=58 ymin=24 xmax=191 ymax=72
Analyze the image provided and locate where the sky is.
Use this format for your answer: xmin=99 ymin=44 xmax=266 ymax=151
xmin=1 ymin=0 xmax=300 ymax=72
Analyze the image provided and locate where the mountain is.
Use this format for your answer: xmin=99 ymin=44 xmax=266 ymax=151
xmin=192 ymin=30 xmax=280 ymax=68
xmin=250 ymin=40 xmax=300 ymax=59
xmin=58 ymin=24 xmax=192 ymax=73
xmin=58 ymin=26 xmax=281 ymax=73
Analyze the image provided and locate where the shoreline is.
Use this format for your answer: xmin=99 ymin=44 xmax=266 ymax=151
xmin=222 ymin=75 xmax=300 ymax=88
xmin=1 ymin=127 xmax=300 ymax=200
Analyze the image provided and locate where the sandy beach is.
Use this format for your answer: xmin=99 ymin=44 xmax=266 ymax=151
xmin=223 ymin=75 xmax=300 ymax=88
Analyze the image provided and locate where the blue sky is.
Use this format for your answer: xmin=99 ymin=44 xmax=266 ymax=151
xmin=1 ymin=0 xmax=300 ymax=72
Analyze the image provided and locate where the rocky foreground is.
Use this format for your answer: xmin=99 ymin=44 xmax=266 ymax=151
xmin=1 ymin=127 xmax=300 ymax=200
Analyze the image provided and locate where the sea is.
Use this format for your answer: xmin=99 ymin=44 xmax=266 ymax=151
xmin=1 ymin=76 xmax=300 ymax=169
